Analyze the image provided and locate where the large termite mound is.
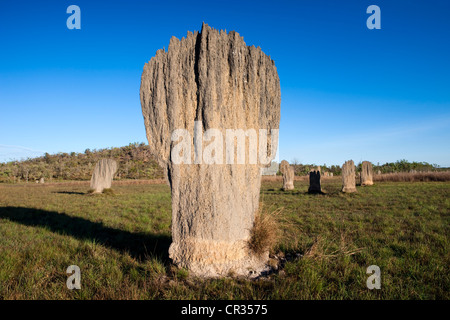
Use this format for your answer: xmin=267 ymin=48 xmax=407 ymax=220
xmin=140 ymin=23 xmax=281 ymax=277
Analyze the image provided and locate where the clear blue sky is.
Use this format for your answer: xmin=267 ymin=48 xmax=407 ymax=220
xmin=1 ymin=0 xmax=449 ymax=166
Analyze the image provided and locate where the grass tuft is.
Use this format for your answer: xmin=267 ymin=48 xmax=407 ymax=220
xmin=303 ymin=233 xmax=365 ymax=261
xmin=102 ymin=188 xmax=115 ymax=195
xmin=248 ymin=205 xmax=282 ymax=256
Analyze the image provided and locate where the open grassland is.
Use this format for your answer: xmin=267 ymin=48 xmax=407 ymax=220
xmin=0 ymin=178 xmax=449 ymax=299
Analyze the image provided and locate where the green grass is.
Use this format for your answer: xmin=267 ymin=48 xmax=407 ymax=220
xmin=0 ymin=178 xmax=448 ymax=299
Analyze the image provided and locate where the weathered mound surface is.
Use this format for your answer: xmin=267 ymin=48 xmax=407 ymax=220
xmin=140 ymin=23 xmax=281 ymax=277
xmin=90 ymin=159 xmax=118 ymax=193
xmin=361 ymin=161 xmax=374 ymax=186
xmin=342 ymin=160 xmax=357 ymax=193
xmin=280 ymin=160 xmax=294 ymax=190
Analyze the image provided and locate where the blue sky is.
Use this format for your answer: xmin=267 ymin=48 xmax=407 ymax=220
xmin=1 ymin=0 xmax=449 ymax=166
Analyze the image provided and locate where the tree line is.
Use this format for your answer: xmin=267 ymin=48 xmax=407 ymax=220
xmin=287 ymin=159 xmax=441 ymax=176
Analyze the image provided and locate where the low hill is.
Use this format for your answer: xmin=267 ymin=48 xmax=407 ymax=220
xmin=0 ymin=143 xmax=164 ymax=183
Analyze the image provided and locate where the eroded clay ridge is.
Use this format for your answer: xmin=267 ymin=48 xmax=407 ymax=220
xmin=140 ymin=23 xmax=281 ymax=277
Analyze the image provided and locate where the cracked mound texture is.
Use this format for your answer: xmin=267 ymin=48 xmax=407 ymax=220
xmin=361 ymin=161 xmax=374 ymax=186
xmin=140 ymin=23 xmax=281 ymax=277
xmin=342 ymin=160 xmax=357 ymax=193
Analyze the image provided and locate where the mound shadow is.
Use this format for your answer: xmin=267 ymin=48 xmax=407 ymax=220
xmin=53 ymin=191 xmax=86 ymax=195
xmin=0 ymin=206 xmax=171 ymax=263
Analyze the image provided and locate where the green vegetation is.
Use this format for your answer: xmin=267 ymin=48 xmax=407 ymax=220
xmin=0 ymin=178 xmax=448 ymax=299
xmin=288 ymin=159 xmax=442 ymax=176
xmin=370 ymin=159 xmax=441 ymax=174
xmin=0 ymin=143 xmax=164 ymax=183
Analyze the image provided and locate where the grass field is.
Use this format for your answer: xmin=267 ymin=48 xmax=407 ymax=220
xmin=0 ymin=178 xmax=449 ymax=299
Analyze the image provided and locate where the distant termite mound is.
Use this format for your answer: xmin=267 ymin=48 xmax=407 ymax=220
xmin=90 ymin=159 xmax=118 ymax=193
xmin=280 ymin=160 xmax=294 ymax=191
xmin=342 ymin=160 xmax=357 ymax=193
xmin=361 ymin=161 xmax=374 ymax=186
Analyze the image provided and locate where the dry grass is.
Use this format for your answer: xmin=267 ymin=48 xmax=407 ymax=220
xmin=374 ymin=171 xmax=450 ymax=182
xmin=303 ymin=232 xmax=365 ymax=261
xmin=248 ymin=206 xmax=282 ymax=256
xmin=114 ymin=179 xmax=166 ymax=185
xmin=261 ymin=175 xmax=310 ymax=182
xmin=260 ymin=176 xmax=281 ymax=182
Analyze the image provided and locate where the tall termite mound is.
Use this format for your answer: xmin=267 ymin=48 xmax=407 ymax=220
xmin=280 ymin=160 xmax=294 ymax=191
xmin=360 ymin=161 xmax=374 ymax=186
xmin=140 ymin=23 xmax=281 ymax=277
xmin=90 ymin=159 xmax=118 ymax=193
xmin=342 ymin=160 xmax=357 ymax=193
